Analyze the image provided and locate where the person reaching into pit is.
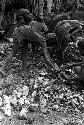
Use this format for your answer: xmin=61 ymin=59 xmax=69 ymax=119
xmin=1 ymin=11 xmax=59 ymax=76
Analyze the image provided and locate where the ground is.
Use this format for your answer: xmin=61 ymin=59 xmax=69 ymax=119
xmin=0 ymin=39 xmax=84 ymax=125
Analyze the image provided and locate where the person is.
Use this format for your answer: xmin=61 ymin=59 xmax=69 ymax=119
xmin=53 ymin=20 xmax=83 ymax=63
xmin=45 ymin=12 xmax=70 ymax=32
xmin=1 ymin=16 xmax=59 ymax=75
xmin=74 ymin=38 xmax=84 ymax=83
xmin=4 ymin=8 xmax=34 ymax=36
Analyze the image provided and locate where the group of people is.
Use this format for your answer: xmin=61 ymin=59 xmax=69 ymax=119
xmin=0 ymin=8 xmax=84 ymax=83
xmin=0 ymin=8 xmax=59 ymax=76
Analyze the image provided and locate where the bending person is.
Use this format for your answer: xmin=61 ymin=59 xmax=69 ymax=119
xmin=1 ymin=19 xmax=59 ymax=75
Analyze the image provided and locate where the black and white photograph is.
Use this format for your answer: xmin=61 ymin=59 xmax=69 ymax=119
xmin=0 ymin=0 xmax=84 ymax=124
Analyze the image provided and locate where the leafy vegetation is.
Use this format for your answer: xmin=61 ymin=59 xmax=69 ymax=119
xmin=0 ymin=36 xmax=84 ymax=125
xmin=0 ymin=0 xmax=84 ymax=125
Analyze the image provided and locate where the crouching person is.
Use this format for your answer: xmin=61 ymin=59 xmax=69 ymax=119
xmin=74 ymin=38 xmax=84 ymax=84
xmin=53 ymin=20 xmax=83 ymax=64
xmin=1 ymin=20 xmax=59 ymax=75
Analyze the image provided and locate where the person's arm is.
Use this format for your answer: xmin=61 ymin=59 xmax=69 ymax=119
xmin=40 ymin=41 xmax=59 ymax=71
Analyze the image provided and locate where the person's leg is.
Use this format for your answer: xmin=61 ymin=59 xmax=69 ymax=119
xmin=1 ymin=39 xmax=20 ymax=74
xmin=21 ymin=40 xmax=28 ymax=71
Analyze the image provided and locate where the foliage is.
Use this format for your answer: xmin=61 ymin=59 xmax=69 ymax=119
xmin=0 ymin=36 xmax=84 ymax=125
xmin=0 ymin=1 xmax=84 ymax=125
